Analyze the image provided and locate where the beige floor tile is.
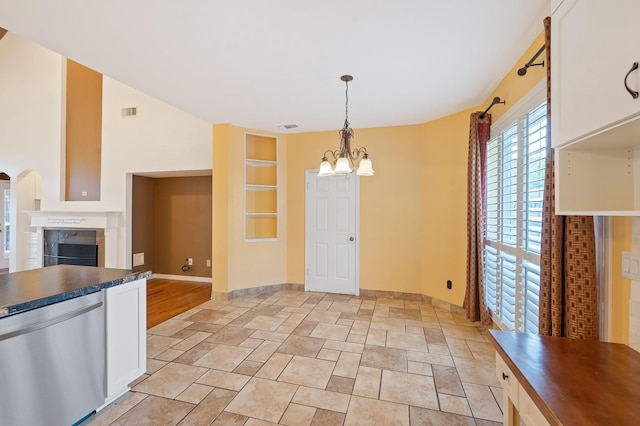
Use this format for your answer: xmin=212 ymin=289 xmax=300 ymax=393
xmin=311 ymin=409 xmax=346 ymax=425
xmin=305 ymin=309 xmax=341 ymax=324
xmin=350 ymin=319 xmax=371 ymax=335
xmin=344 ymin=395 xmax=409 ymax=426
xmin=441 ymin=324 xmax=486 ymax=342
xmin=333 ymin=351 xmax=361 ymax=379
xmin=178 ymin=388 xmax=238 ymax=426
xmin=490 ymin=385 xmax=503 ymax=411
xmin=322 ymin=339 xmax=364 ymax=354
xmin=239 ymin=337 xmax=264 ymax=349
xmin=292 ymin=386 xmax=351 ymax=413
xmin=246 ymin=340 xmax=282 ymax=362
xmin=233 ymin=360 xmax=264 ymax=376
xmin=83 ymin=392 xmax=147 ymax=426
xmin=365 ymin=328 xmax=387 ymax=346
xmin=352 ymin=366 xmax=381 ymax=398
xmin=172 ymin=341 xmax=217 ymax=365
xmin=428 ymin=343 xmax=452 ymax=355
xmin=207 ymin=326 xmax=256 ymax=345
xmin=347 ymin=333 xmax=367 ymax=344
xmin=277 ymin=334 xmax=325 ymax=357
xmin=386 ymin=330 xmax=428 ymax=352
xmin=225 ymin=377 xmax=298 ymax=423
xmin=409 ymin=406 xmax=476 ymax=426
xmin=462 ymin=382 xmax=503 ymax=423
xmin=255 ymin=353 xmax=293 ymax=380
xmin=326 ymin=375 xmax=355 ymax=394
xmin=466 ymin=340 xmax=497 ymax=361
xmin=278 ymin=355 xmax=336 ymax=388
xmin=380 ymin=369 xmax=439 ymax=410
xmin=408 ymin=360 xmax=433 ymax=376
xmin=147 ymin=318 xmax=194 ymax=337
xmin=250 ymin=330 xmax=290 ymax=342
xmin=407 ymin=350 xmax=455 ymax=367
xmin=146 ymin=335 xmax=182 ymax=359
xmin=309 ymin=322 xmax=351 ymax=341
xmin=433 ymin=365 xmax=465 ymax=397
xmin=197 ymin=369 xmax=252 ymax=391
xmin=280 ymin=403 xmax=316 ymax=426
xmin=109 ymin=395 xmax=193 ymax=426
xmin=175 ymin=383 xmax=214 ymax=404
xmin=370 ymin=316 xmax=405 ymax=332
xmin=155 ymin=348 xmax=184 ymax=362
xmin=361 ymin=345 xmax=408 ymax=372
xmin=329 ymin=302 xmax=361 ymax=313
xmin=185 ymin=309 xmax=228 ymax=323
xmin=317 ymin=348 xmax=341 ymax=361
xmin=211 ymin=411 xmax=248 ymax=425
xmin=193 ymin=344 xmax=254 ymax=371
xmin=243 ymin=315 xmax=287 ymax=331
xmin=282 ymin=312 xmax=307 ymax=327
xmin=133 ymin=362 xmax=208 ymax=399
xmin=173 ymin=331 xmax=212 ymax=351
xmin=439 ymin=393 xmax=473 ymax=416
xmin=453 ymin=357 xmax=500 ymax=387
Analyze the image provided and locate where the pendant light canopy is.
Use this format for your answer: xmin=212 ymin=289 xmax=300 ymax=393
xmin=318 ymin=75 xmax=374 ymax=177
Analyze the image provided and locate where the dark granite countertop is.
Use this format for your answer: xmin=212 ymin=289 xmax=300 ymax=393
xmin=0 ymin=265 xmax=151 ymax=318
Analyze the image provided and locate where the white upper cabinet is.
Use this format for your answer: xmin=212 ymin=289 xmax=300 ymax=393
xmin=553 ymin=0 xmax=640 ymax=215
xmin=552 ymin=0 xmax=640 ymax=148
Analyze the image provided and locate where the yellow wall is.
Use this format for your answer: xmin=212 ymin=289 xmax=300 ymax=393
xmin=215 ymin=31 xmax=549 ymax=307
xmin=485 ymin=32 xmax=547 ymax=123
xmin=420 ymin=108 xmax=476 ymax=305
xmin=286 ymin=125 xmax=424 ymax=294
xmin=610 ymin=217 xmax=632 ymax=344
xmin=213 ymin=124 xmax=288 ymax=294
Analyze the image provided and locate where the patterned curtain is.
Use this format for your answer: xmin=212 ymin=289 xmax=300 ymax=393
xmin=539 ymin=17 xmax=598 ymax=339
xmin=464 ymin=112 xmax=492 ymax=325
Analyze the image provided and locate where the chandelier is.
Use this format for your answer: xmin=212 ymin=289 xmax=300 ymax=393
xmin=318 ymin=75 xmax=374 ymax=176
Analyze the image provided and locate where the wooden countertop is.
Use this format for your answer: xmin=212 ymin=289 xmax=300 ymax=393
xmin=0 ymin=265 xmax=150 ymax=318
xmin=489 ymin=330 xmax=640 ymax=425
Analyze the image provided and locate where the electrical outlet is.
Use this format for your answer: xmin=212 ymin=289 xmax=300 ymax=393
xmin=447 ymin=280 xmax=452 ymax=289
xmin=187 ymin=258 xmax=193 ymax=266
xmin=133 ymin=252 xmax=144 ymax=267
xmin=206 ymin=259 xmax=211 ymax=267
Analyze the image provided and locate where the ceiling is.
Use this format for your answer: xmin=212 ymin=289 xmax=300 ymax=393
xmin=0 ymin=0 xmax=549 ymax=133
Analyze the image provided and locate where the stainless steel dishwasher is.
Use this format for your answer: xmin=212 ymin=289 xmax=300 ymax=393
xmin=0 ymin=291 xmax=105 ymax=426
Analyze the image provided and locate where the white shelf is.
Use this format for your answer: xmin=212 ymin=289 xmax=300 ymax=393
xmin=245 ymin=184 xmax=277 ymax=191
xmin=246 ymin=159 xmax=277 ymax=167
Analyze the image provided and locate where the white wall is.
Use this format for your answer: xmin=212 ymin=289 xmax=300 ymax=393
xmin=0 ymin=33 xmax=213 ymax=269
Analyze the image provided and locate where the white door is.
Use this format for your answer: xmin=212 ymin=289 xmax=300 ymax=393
xmin=305 ymin=170 xmax=359 ymax=295
xmin=0 ymin=181 xmax=9 ymax=269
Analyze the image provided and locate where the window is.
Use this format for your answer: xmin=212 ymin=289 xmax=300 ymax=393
xmin=484 ymin=84 xmax=546 ymax=334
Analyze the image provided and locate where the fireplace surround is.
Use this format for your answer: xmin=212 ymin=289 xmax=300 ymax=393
xmin=27 ymin=211 xmax=120 ymax=269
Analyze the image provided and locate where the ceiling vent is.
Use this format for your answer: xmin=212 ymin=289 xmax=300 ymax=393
xmin=278 ymin=124 xmax=298 ymax=130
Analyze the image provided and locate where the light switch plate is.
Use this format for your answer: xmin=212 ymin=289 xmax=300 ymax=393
xmin=622 ymin=251 xmax=640 ymax=281
xmin=133 ymin=252 xmax=144 ymax=267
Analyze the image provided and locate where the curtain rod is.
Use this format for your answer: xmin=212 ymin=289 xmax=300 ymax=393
xmin=479 ymin=97 xmax=505 ymax=119
xmin=518 ymin=45 xmax=546 ymax=76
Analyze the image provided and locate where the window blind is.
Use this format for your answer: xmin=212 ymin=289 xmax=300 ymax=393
xmin=484 ymin=95 xmax=547 ymax=334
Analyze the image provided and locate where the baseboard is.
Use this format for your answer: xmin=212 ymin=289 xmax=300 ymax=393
xmin=151 ymin=273 xmax=212 ymax=283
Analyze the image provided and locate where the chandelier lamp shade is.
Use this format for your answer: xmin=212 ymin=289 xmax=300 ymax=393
xmin=318 ymin=75 xmax=375 ymax=177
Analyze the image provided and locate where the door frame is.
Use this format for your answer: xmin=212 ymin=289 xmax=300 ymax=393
xmin=304 ymin=169 xmax=360 ymax=295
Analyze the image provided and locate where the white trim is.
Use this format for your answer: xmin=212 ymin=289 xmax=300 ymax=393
xmin=151 ymin=273 xmax=212 ymax=283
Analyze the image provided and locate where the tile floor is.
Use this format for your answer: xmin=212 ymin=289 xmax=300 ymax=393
xmin=83 ymin=290 xmax=503 ymax=425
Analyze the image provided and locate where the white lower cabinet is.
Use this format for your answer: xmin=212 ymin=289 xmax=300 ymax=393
xmin=103 ymin=278 xmax=147 ymax=405
xmin=495 ymin=354 xmax=550 ymax=426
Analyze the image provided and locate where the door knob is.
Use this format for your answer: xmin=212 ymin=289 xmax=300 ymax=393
xmin=349 ymin=237 xmax=355 ymax=241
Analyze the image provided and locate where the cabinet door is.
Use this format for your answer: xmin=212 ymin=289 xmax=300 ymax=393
xmin=495 ymin=354 xmax=519 ymax=425
xmin=104 ymin=278 xmax=147 ymax=404
xmin=552 ymin=0 xmax=640 ymax=147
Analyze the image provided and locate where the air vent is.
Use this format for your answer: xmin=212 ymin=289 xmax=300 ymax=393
xmin=278 ymin=124 xmax=298 ymax=130
xmin=121 ymin=107 xmax=137 ymax=117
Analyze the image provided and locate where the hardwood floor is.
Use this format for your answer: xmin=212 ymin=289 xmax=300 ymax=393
xmin=146 ymin=278 xmax=211 ymax=329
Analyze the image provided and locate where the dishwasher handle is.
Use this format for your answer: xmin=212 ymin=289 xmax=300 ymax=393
xmin=0 ymin=301 xmax=103 ymax=342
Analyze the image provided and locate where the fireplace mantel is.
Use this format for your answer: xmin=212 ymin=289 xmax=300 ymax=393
xmin=26 ymin=211 xmax=121 ymax=268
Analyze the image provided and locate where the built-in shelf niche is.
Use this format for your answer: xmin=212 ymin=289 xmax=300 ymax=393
xmin=244 ymin=133 xmax=278 ymax=240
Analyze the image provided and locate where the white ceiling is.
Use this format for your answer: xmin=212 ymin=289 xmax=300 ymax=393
xmin=0 ymin=0 xmax=549 ymax=133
